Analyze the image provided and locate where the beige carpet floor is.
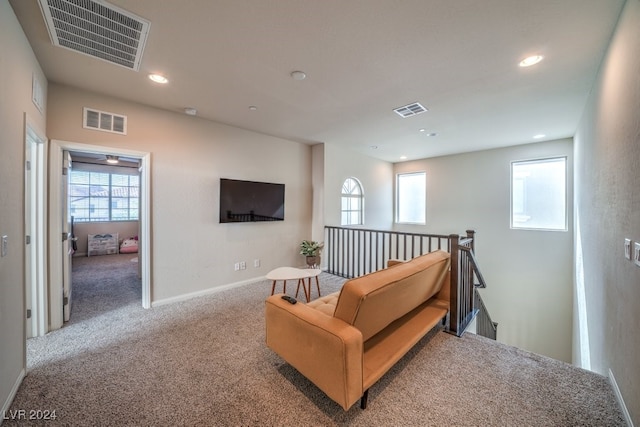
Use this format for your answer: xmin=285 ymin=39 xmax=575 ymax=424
xmin=6 ymin=254 xmax=626 ymax=426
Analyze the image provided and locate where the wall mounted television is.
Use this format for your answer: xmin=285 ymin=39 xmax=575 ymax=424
xmin=219 ymin=178 xmax=285 ymax=223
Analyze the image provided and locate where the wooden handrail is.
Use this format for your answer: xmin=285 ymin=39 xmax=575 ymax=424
xmin=459 ymin=245 xmax=487 ymax=289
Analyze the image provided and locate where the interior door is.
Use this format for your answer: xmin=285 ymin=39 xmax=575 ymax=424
xmin=62 ymin=150 xmax=73 ymax=322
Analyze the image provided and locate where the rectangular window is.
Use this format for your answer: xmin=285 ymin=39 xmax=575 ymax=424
xmin=341 ymin=196 xmax=362 ymax=225
xmin=396 ymin=172 xmax=426 ymax=224
xmin=70 ymin=170 xmax=139 ymax=222
xmin=511 ymin=157 xmax=566 ymax=231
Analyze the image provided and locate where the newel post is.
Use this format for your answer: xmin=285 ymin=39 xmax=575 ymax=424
xmin=466 ymin=229 xmax=476 ymax=252
xmin=448 ymin=233 xmax=460 ymax=336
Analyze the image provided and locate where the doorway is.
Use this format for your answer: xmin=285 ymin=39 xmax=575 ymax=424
xmin=47 ymin=140 xmax=151 ymax=331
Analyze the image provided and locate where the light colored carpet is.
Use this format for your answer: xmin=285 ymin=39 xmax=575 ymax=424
xmin=6 ymin=254 xmax=626 ymax=426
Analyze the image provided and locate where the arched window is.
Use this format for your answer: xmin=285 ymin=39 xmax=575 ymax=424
xmin=341 ymin=177 xmax=364 ymax=225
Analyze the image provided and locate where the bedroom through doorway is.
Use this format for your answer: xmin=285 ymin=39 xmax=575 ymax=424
xmin=66 ymin=150 xmax=143 ymax=322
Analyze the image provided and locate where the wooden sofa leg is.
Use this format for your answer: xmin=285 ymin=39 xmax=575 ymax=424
xmin=360 ymin=390 xmax=369 ymax=409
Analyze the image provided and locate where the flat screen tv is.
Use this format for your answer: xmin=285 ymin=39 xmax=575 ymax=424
xmin=219 ymin=178 xmax=285 ymax=223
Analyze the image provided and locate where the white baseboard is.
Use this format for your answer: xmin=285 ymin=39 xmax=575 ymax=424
xmin=151 ymin=276 xmax=264 ymax=307
xmin=608 ymin=368 xmax=634 ymax=427
xmin=1 ymin=369 xmax=25 ymax=426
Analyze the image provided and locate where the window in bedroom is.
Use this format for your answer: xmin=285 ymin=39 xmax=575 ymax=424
xmin=341 ymin=177 xmax=364 ymax=225
xmin=69 ymin=170 xmax=139 ymax=222
xmin=511 ymin=157 xmax=567 ymax=231
xmin=396 ymin=171 xmax=426 ymax=224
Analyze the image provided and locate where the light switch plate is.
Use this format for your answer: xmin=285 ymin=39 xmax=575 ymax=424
xmin=624 ymin=238 xmax=631 ymax=260
xmin=634 ymin=242 xmax=640 ymax=267
xmin=1 ymin=235 xmax=7 ymax=257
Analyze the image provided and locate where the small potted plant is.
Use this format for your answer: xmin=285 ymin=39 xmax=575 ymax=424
xmin=300 ymin=240 xmax=324 ymax=267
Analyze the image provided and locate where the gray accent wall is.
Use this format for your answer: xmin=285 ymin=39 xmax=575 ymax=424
xmin=574 ymin=0 xmax=640 ymax=423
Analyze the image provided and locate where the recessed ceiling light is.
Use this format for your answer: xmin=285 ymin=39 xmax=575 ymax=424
xmin=519 ymin=55 xmax=544 ymax=67
xmin=400 ymin=155 xmax=407 ymax=160
xmin=290 ymin=70 xmax=307 ymax=80
xmin=370 ymin=145 xmax=378 ymax=149
xmin=148 ymin=74 xmax=168 ymax=84
xmin=248 ymin=106 xmax=258 ymax=111
xmin=425 ymin=132 xmax=437 ymax=137
xmin=184 ymin=107 xmax=197 ymax=116
xmin=533 ymin=134 xmax=546 ymax=139
xmin=419 ymin=128 xmax=426 ymax=132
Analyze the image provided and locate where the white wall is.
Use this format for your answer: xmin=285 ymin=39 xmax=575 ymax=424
xmin=0 ymin=0 xmax=48 ymax=414
xmin=311 ymin=143 xmax=394 ymax=269
xmin=394 ymin=139 xmax=574 ymax=362
xmin=46 ymin=84 xmax=313 ymax=303
xmin=322 ymin=144 xmax=394 ymax=229
xmin=574 ymin=0 xmax=640 ymax=423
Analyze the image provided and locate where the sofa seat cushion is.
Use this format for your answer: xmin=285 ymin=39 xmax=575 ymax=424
xmin=362 ymin=298 xmax=448 ymax=389
xmin=333 ymin=250 xmax=451 ymax=341
xmin=307 ymin=292 xmax=340 ymax=316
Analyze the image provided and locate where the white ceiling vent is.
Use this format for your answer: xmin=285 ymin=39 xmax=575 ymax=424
xmin=83 ymin=107 xmax=127 ymax=135
xmin=393 ymin=102 xmax=428 ymax=118
xmin=38 ymin=0 xmax=151 ymax=71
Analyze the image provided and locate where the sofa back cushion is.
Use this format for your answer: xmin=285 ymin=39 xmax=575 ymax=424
xmin=333 ymin=250 xmax=451 ymax=342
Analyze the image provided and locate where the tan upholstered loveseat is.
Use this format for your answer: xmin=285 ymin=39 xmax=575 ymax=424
xmin=265 ymin=250 xmax=451 ymax=410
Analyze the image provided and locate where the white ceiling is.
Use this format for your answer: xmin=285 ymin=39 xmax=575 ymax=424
xmin=10 ymin=0 xmax=625 ymax=162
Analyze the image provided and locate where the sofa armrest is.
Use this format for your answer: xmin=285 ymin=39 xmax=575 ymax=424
xmin=386 ymin=259 xmax=405 ymax=267
xmin=265 ymin=294 xmax=364 ymax=410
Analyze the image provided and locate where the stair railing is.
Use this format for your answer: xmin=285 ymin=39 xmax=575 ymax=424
xmin=324 ymin=226 xmax=449 ymax=278
xmin=448 ymin=230 xmax=497 ymax=339
xmin=323 ymin=226 xmax=497 ymax=340
xmin=474 ymin=289 xmax=498 ymax=340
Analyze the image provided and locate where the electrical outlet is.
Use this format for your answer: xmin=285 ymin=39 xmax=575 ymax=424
xmin=234 ymin=262 xmax=240 ymax=271
xmin=1 ymin=235 xmax=7 ymax=257
xmin=240 ymin=261 xmax=246 ymax=270
xmin=254 ymin=259 xmax=260 ymax=268
xmin=624 ymin=238 xmax=631 ymax=260
xmin=634 ymin=242 xmax=640 ymax=267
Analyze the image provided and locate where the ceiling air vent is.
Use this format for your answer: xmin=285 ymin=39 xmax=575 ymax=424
xmin=38 ymin=0 xmax=151 ymax=71
xmin=83 ymin=107 xmax=127 ymax=135
xmin=393 ymin=102 xmax=428 ymax=118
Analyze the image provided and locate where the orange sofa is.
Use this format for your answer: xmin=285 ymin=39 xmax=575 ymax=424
xmin=265 ymin=250 xmax=451 ymax=410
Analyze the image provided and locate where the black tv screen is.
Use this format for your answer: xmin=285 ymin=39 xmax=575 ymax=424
xmin=219 ymin=178 xmax=285 ymax=223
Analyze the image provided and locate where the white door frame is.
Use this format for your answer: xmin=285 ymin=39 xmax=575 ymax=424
xmin=24 ymin=114 xmax=48 ymax=337
xmin=48 ymin=140 xmax=151 ymax=330
xmin=62 ymin=150 xmax=72 ymax=322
